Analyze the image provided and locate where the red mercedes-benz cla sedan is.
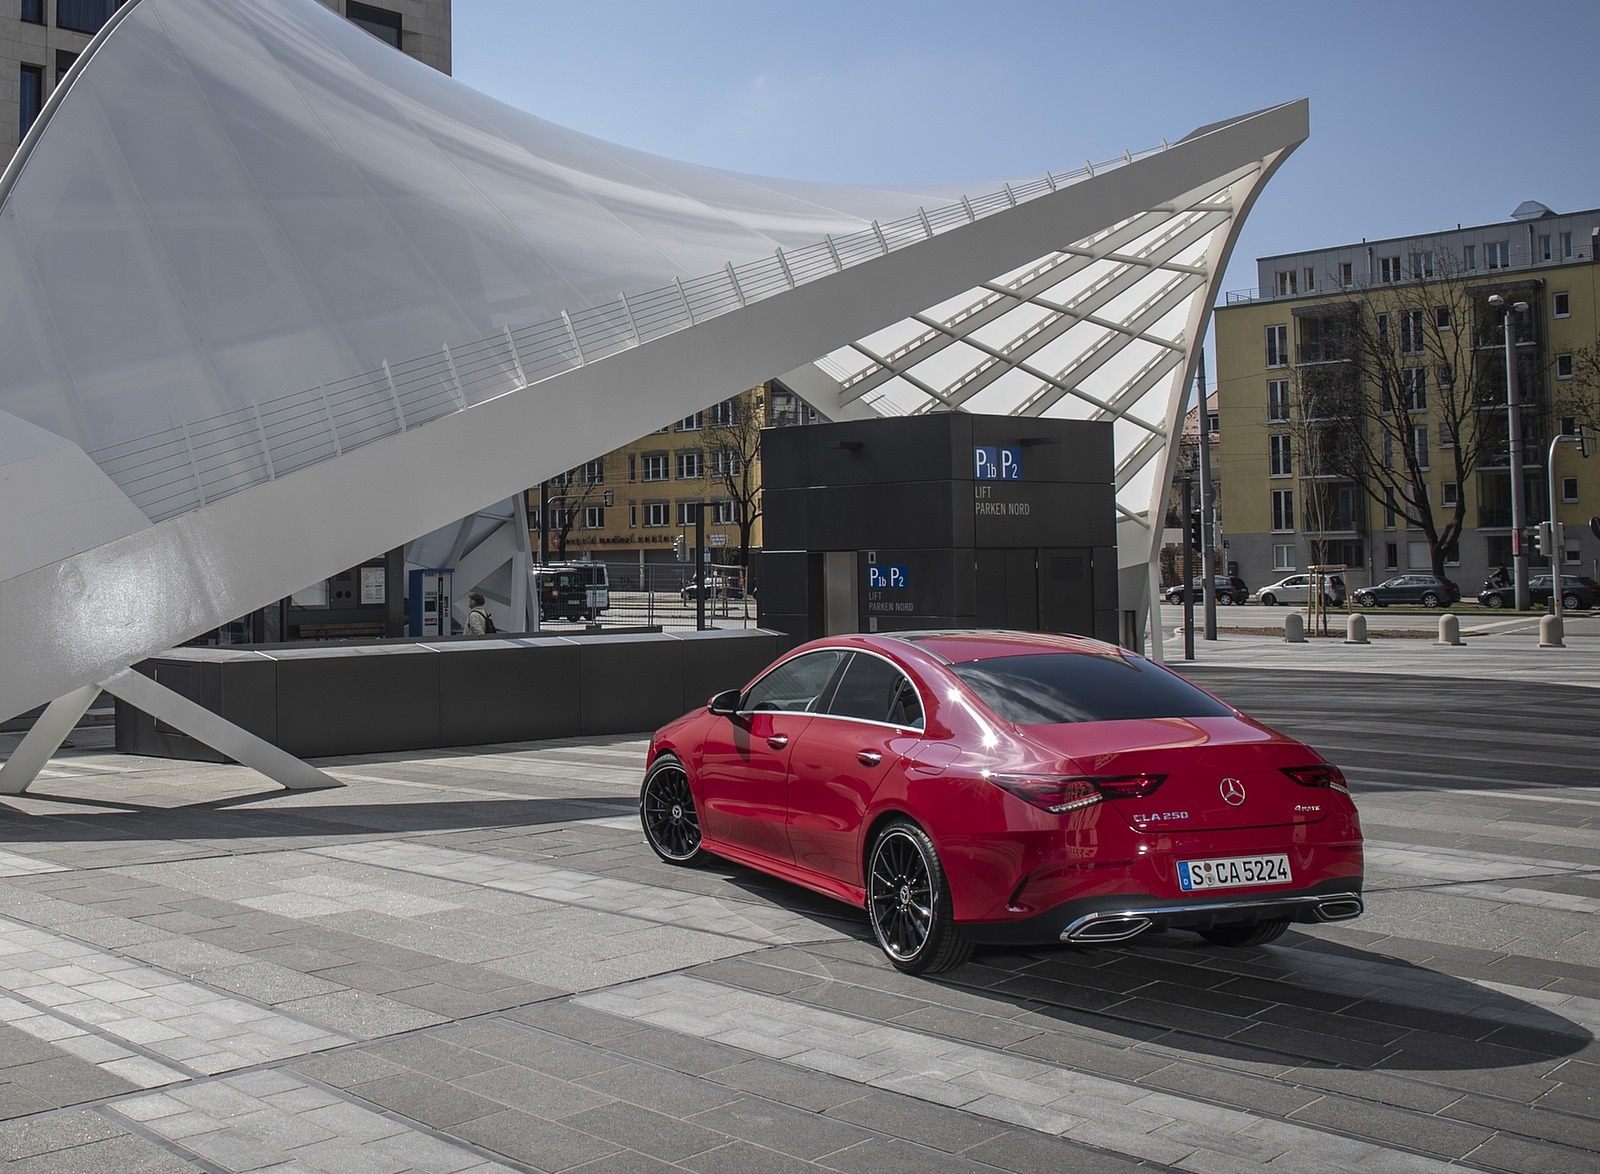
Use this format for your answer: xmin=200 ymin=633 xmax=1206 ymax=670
xmin=640 ymin=631 xmax=1363 ymax=974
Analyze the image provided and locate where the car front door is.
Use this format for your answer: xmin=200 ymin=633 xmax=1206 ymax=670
xmin=786 ymin=652 xmax=921 ymax=887
xmin=697 ymin=650 xmax=846 ymax=864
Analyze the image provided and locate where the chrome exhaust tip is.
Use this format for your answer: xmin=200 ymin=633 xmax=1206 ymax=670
xmin=1314 ymin=896 xmax=1364 ymax=922
xmin=1062 ymin=915 xmax=1154 ymax=943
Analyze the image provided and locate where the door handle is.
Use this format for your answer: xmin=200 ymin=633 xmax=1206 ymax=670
xmin=857 ymin=750 xmax=882 ymax=766
xmin=767 ymin=734 xmax=789 ymax=749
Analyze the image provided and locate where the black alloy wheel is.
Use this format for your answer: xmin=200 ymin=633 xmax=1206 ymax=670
xmin=1198 ymin=918 xmax=1291 ymax=947
xmin=866 ymin=819 xmax=972 ymax=975
xmin=1563 ymin=592 xmax=1582 ymax=610
xmin=639 ymin=755 xmax=706 ymax=866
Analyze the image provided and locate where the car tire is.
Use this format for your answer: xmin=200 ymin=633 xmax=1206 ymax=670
xmin=1484 ymin=594 xmax=1505 ymax=609
xmin=1354 ymin=592 xmax=1373 ymax=607
xmin=1260 ymin=593 xmax=1277 ymax=607
xmin=866 ymin=819 xmax=972 ymax=975
xmin=639 ymin=754 xmax=707 ymax=867
xmin=1215 ymin=591 xmax=1231 ymax=605
xmin=1421 ymin=592 xmax=1441 ymax=608
xmin=1563 ymin=592 xmax=1582 ymax=610
xmin=1198 ymin=918 xmax=1291 ymax=948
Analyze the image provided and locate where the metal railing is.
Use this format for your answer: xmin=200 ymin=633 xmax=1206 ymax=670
xmin=88 ymin=146 xmax=1171 ymax=522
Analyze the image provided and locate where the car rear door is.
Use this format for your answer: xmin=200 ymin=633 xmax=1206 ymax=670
xmin=786 ymin=652 xmax=920 ymax=887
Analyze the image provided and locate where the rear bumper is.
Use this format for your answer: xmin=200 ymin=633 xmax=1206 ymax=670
xmin=960 ymin=876 xmax=1363 ymax=946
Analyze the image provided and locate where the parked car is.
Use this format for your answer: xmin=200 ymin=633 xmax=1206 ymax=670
xmin=1164 ymin=574 xmax=1249 ymax=605
xmin=1479 ymin=574 xmax=1600 ymax=610
xmin=681 ymin=575 xmax=745 ymax=603
xmin=1351 ymin=574 xmax=1461 ymax=608
xmin=536 ymin=562 xmax=608 ymax=620
xmin=1253 ymin=573 xmax=1346 ymax=607
xmin=640 ymin=630 xmax=1364 ymax=975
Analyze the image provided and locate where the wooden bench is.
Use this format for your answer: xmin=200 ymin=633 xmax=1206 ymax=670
xmin=296 ymin=622 xmax=386 ymax=640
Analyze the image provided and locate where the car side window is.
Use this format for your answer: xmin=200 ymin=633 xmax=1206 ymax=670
xmin=743 ymin=651 xmax=846 ymax=713
xmin=826 ymin=653 xmax=923 ymax=729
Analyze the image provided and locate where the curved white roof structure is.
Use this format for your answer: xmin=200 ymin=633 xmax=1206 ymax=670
xmin=0 ymin=0 xmax=1306 ymax=770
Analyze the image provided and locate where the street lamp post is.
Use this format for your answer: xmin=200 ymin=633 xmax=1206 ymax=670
xmin=1488 ymin=294 xmax=1530 ymax=611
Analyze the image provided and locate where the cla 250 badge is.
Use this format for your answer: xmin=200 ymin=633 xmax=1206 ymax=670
xmin=1133 ymin=811 xmax=1190 ymax=823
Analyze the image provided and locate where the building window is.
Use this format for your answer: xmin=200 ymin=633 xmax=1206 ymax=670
xmin=713 ymin=499 xmax=736 ymax=525
xmin=641 ymin=454 xmax=668 ymax=482
xmin=1437 ymin=363 xmax=1454 ymax=389
xmin=1566 ymin=545 xmax=1581 ymax=566
xmin=21 ymin=0 xmax=43 ymax=24
xmin=677 ymin=412 xmax=702 ymax=431
xmin=1554 ymin=291 xmax=1570 ymax=318
xmin=1487 ymin=241 xmax=1509 ymax=269
xmin=644 ymin=501 xmax=668 ymax=527
xmin=1557 ymin=353 xmax=1573 ymax=379
xmin=1271 ymin=489 xmax=1294 ymax=532
xmin=1442 ymin=482 xmax=1458 ymax=508
xmin=1205 ymin=409 xmax=1220 ymax=434
xmin=1561 ymin=476 xmax=1579 ymax=503
xmin=1304 ymin=268 xmax=1315 ymax=292
xmin=1375 ymin=312 xmax=1390 ymax=348
xmin=1384 ymin=487 xmax=1397 ymax=527
xmin=1276 ymin=270 xmax=1297 ymax=296
xmin=1269 ymin=434 xmax=1292 ymax=477
xmin=19 ymin=64 xmax=43 ymax=140
xmin=1410 ymin=425 xmax=1429 ymax=470
xmin=1272 ymin=544 xmax=1296 ymax=571
xmin=1385 ymin=542 xmax=1399 ymax=570
xmin=1339 ymin=261 xmax=1353 ymax=286
xmin=580 ymin=459 xmax=604 ymax=485
xmin=1563 ymin=415 xmax=1578 ymax=436
xmin=54 ymin=49 xmax=77 ymax=83
xmin=1439 ymin=421 xmax=1456 ymax=449
xmin=627 ymin=454 xmax=636 ymax=482
xmin=1561 ymin=231 xmax=1573 ymax=258
xmin=628 ymin=503 xmax=637 ymax=528
xmin=1408 ymin=251 xmax=1434 ymax=279
xmin=708 ymin=398 xmax=739 ymax=427
xmin=1400 ymin=310 xmax=1424 ymax=354
xmin=1539 ymin=234 xmax=1552 ymax=261
xmin=1401 ymin=367 xmax=1426 ymax=412
xmin=581 ymin=506 xmax=605 ymax=530
xmin=676 ymin=450 xmax=702 ymax=479
xmin=57 ymin=0 xmax=114 ymax=35
xmin=346 ymin=2 xmax=402 ymax=49
xmin=710 ymin=447 xmax=742 ymax=478
xmin=675 ymin=501 xmax=700 ymax=527
xmin=1267 ymin=379 xmax=1290 ymax=421
xmin=1379 ymin=256 xmax=1401 ymax=283
xmin=1464 ymin=244 xmax=1477 ymax=270
xmin=1433 ymin=305 xmax=1451 ymax=331
xmin=1265 ymin=324 xmax=1288 ymax=367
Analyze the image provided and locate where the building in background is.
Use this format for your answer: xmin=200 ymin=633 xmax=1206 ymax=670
xmin=529 ymin=381 xmax=819 ymax=583
xmin=1213 ymin=203 xmax=1600 ymax=592
xmin=3 ymin=1 xmax=450 ymax=165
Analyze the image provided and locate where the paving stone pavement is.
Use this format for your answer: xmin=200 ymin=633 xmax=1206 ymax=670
xmin=0 ymin=637 xmax=1597 ymax=1173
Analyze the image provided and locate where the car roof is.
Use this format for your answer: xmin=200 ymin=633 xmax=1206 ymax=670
xmin=878 ymin=629 xmax=1128 ymax=665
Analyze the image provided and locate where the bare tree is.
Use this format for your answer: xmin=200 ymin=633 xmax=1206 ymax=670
xmin=1287 ymin=247 xmax=1513 ymax=581
xmin=543 ymin=456 xmax=609 ymax=559
xmin=700 ymin=387 xmax=769 ymax=568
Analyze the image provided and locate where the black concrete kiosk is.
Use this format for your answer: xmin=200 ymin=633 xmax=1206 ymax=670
xmin=759 ymin=413 xmax=1118 ymax=644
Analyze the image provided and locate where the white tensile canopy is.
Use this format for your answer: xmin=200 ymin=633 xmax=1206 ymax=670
xmin=0 ymin=0 xmax=1306 ymax=788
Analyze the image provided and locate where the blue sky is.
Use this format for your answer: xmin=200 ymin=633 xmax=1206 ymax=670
xmin=455 ymin=0 xmax=1600 ymax=359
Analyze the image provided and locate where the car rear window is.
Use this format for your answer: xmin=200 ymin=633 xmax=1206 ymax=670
xmin=951 ymin=653 xmax=1233 ymax=724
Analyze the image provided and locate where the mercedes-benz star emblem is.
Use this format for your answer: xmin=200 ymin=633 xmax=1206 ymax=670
xmin=1219 ymin=778 xmax=1246 ymax=806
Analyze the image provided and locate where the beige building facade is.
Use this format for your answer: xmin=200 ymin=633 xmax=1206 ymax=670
xmin=4 ymin=1 xmax=450 ymax=165
xmin=1214 ymin=203 xmax=1600 ymax=592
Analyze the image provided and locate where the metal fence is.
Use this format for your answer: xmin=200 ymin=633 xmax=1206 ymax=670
xmin=534 ymin=560 xmax=759 ymax=633
xmin=87 ymin=146 xmax=1170 ymax=523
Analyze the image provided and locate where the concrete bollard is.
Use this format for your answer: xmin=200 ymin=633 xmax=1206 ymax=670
xmin=1345 ymin=613 xmax=1368 ymax=645
xmin=1540 ymin=614 xmax=1565 ymax=649
xmin=1437 ymin=614 xmax=1461 ymax=646
xmin=1284 ymin=612 xmax=1305 ymax=643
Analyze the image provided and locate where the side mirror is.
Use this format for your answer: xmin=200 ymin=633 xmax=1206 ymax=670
xmin=707 ymin=689 xmax=741 ymax=717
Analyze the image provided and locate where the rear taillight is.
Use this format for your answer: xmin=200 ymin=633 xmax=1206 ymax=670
xmin=1282 ymin=763 xmax=1350 ymax=794
xmin=985 ymin=772 xmax=1166 ymax=813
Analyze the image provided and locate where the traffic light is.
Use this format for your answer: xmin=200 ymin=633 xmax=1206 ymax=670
xmin=1189 ymin=510 xmax=1204 ymax=549
xmin=1535 ymin=521 xmax=1554 ymax=557
xmin=673 ymin=535 xmax=686 ymax=562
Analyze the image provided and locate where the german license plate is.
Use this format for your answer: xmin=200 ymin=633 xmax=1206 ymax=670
xmin=1178 ymin=853 xmax=1291 ymax=891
